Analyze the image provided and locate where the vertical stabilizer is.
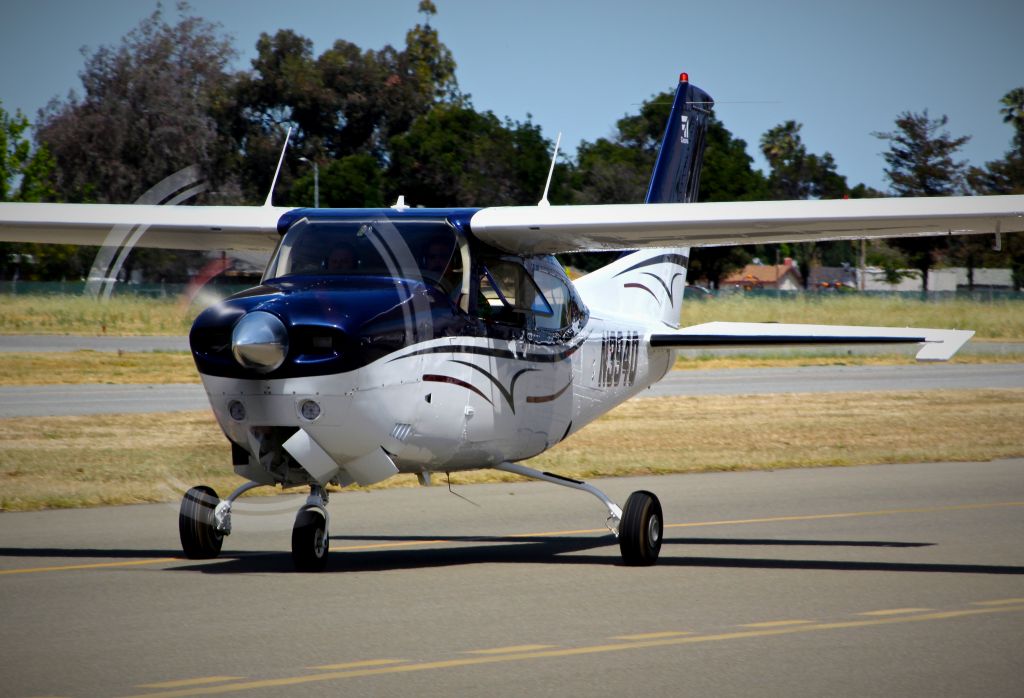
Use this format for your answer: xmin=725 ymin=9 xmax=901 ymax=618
xmin=645 ymin=74 xmax=714 ymax=205
xmin=576 ymin=75 xmax=713 ymax=326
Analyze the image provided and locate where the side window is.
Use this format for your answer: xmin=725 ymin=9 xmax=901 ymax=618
xmin=533 ymin=269 xmax=570 ymax=331
xmin=477 ymin=259 xmax=552 ymax=326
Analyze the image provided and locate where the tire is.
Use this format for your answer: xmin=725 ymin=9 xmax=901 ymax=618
xmin=292 ymin=507 xmax=329 ymax=572
xmin=619 ymin=490 xmax=663 ymax=566
xmin=179 ymin=485 xmax=223 ymax=559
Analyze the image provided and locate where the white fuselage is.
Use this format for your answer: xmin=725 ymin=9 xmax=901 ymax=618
xmin=199 ymin=310 xmax=674 ymax=486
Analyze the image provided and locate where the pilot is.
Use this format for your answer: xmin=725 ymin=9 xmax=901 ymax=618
xmin=423 ymin=238 xmax=453 ymax=276
xmin=325 ymin=243 xmax=356 ymax=273
xmin=423 ymin=238 xmax=462 ymax=302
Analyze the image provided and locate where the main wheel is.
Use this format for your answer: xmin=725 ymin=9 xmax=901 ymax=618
xmin=292 ymin=507 xmax=329 ymax=572
xmin=619 ymin=490 xmax=663 ymax=566
xmin=179 ymin=485 xmax=223 ymax=559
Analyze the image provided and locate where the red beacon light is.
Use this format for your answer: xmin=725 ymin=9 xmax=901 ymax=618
xmin=679 ymin=72 xmax=689 ymax=83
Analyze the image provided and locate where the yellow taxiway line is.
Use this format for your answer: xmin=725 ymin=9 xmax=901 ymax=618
xmin=122 ymin=603 xmax=1024 ymax=697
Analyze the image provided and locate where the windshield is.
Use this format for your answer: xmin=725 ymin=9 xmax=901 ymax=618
xmin=263 ymin=218 xmax=460 ymax=290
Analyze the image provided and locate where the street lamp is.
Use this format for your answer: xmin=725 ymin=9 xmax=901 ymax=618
xmin=298 ymin=157 xmax=319 ymax=208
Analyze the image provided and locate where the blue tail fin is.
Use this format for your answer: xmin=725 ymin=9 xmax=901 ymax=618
xmin=645 ymin=73 xmax=714 ymax=204
xmin=577 ymin=75 xmax=714 ymax=327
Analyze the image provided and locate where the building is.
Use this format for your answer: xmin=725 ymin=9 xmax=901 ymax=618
xmin=722 ymin=258 xmax=803 ymax=291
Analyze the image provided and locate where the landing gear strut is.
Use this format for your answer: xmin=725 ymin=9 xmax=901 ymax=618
xmin=493 ymin=463 xmax=663 ymax=566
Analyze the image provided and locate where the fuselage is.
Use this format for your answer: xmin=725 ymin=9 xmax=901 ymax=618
xmin=190 ymin=208 xmax=679 ymax=488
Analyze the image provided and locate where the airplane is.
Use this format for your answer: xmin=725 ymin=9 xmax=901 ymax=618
xmin=2 ymin=74 xmax=1022 ymax=571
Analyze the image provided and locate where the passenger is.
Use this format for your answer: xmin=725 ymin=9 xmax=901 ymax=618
xmin=325 ymin=244 xmax=356 ymax=273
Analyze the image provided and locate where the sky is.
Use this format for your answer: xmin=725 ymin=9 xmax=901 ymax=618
xmin=2 ymin=0 xmax=1022 ymax=193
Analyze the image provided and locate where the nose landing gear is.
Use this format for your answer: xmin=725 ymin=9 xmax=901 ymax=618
xmin=292 ymin=486 xmax=330 ymax=572
xmin=178 ymin=481 xmax=332 ymax=572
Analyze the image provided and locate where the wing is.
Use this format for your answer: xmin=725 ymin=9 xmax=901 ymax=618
xmin=653 ymin=321 xmax=973 ymax=361
xmin=469 ymin=195 xmax=1024 ymax=255
xmin=0 ymin=202 xmax=295 ymax=251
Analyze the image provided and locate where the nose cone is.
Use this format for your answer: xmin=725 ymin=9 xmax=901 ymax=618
xmin=231 ymin=311 xmax=289 ymax=373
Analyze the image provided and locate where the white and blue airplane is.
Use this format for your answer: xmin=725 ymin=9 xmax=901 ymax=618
xmin=2 ymin=75 xmax=1023 ymax=570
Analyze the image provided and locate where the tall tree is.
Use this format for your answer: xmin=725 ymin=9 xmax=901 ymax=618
xmin=37 ymin=4 xmax=237 ymax=204
xmin=387 ymin=105 xmax=554 ymax=208
xmin=760 ymin=121 xmax=847 ymax=201
xmin=0 ymin=102 xmax=93 ymax=282
xmin=759 ymin=121 xmax=849 ymax=287
xmin=873 ymin=111 xmax=970 ymax=197
xmin=965 ymin=87 xmax=1024 ymax=290
xmin=568 ymin=89 xmax=767 ymax=281
xmin=233 ymin=2 xmax=460 ymax=204
xmin=873 ymin=111 xmax=971 ymax=292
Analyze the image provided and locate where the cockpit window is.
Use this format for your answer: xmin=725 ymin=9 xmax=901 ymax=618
xmin=263 ymin=218 xmax=460 ymax=292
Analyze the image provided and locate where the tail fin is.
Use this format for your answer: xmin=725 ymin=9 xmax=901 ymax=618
xmin=645 ymin=73 xmax=714 ymax=205
xmin=576 ymin=74 xmax=713 ymax=326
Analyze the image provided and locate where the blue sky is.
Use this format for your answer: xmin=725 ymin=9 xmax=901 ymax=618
xmin=2 ymin=0 xmax=1022 ymax=193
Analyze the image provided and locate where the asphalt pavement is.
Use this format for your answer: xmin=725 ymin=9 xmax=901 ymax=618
xmin=1 ymin=460 xmax=1021 ymax=697
xmin=2 ymin=362 xmax=1022 ymax=417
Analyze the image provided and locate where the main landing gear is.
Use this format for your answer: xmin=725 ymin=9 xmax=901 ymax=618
xmin=178 ymin=482 xmax=331 ymax=572
xmin=493 ymin=463 xmax=663 ymax=566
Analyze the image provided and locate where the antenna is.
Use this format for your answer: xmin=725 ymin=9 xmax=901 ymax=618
xmin=538 ymin=131 xmax=562 ymax=207
xmin=263 ymin=126 xmax=293 ymax=207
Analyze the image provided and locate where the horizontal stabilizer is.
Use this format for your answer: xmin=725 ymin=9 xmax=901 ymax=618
xmin=652 ymin=321 xmax=974 ymax=361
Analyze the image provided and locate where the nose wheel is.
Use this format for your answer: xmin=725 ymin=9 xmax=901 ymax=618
xmin=292 ymin=486 xmax=330 ymax=572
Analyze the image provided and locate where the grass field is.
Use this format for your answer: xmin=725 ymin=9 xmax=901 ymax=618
xmin=679 ymin=294 xmax=1024 ymax=340
xmin=1 ymin=292 xmax=1023 ymax=338
xmin=2 ymin=389 xmax=1022 ymax=511
xmin=0 ymin=351 xmax=198 ymax=385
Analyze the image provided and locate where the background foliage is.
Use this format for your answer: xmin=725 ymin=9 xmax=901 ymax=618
xmin=1 ymin=1 xmax=1022 ymax=286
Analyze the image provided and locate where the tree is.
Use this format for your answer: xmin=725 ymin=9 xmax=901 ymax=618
xmin=1 ymin=102 xmax=56 ymax=202
xmin=759 ymin=121 xmax=850 ymax=287
xmin=874 ymin=111 xmax=970 ymax=197
xmin=231 ymin=3 xmax=460 ymax=204
xmin=387 ymin=105 xmax=554 ymax=208
xmin=873 ymin=111 xmax=971 ymax=292
xmin=760 ymin=121 xmax=847 ymax=201
xmin=37 ymin=3 xmax=237 ymax=204
xmin=0 ymin=102 xmax=91 ymax=282
xmin=567 ymin=89 xmax=769 ymax=281
xmin=964 ymin=87 xmax=1024 ymax=290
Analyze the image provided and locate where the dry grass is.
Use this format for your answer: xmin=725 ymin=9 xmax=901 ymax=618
xmin=0 ymin=351 xmax=199 ymax=385
xmin=3 ymin=389 xmax=1022 ymax=511
xmin=0 ymin=295 xmax=202 ymax=335
xmin=680 ymin=294 xmax=1024 ymax=340
xmin=1 ymin=293 xmax=1022 ymax=338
